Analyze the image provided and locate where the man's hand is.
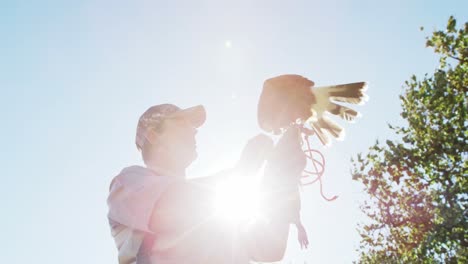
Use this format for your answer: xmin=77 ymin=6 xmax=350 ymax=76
xmin=236 ymin=134 xmax=274 ymax=177
xmin=266 ymin=126 xmax=306 ymax=181
xmin=262 ymin=126 xmax=306 ymax=223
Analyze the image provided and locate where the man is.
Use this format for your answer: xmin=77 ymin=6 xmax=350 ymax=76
xmin=107 ymin=103 xmax=305 ymax=263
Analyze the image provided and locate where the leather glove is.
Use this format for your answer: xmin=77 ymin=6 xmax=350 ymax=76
xmin=265 ymin=126 xmax=306 ymax=184
xmin=261 ymin=127 xmax=306 ymax=222
xmin=236 ymin=134 xmax=274 ymax=177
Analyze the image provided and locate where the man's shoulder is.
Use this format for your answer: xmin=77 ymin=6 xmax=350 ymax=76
xmin=119 ymin=165 xmax=155 ymax=178
xmin=107 ymin=165 xmax=178 ymax=233
xmin=109 ymin=165 xmax=174 ymax=191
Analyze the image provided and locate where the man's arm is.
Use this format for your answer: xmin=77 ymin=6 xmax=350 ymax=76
xmin=245 ymin=127 xmax=306 ymax=261
xmin=148 ymin=169 xmax=231 ymax=234
xmin=149 ymin=134 xmax=274 ymax=234
xmin=148 ymin=131 xmax=302 ymax=261
xmin=148 ymin=169 xmax=291 ymax=261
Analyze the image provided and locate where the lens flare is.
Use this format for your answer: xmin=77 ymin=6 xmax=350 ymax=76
xmin=214 ymin=178 xmax=261 ymax=224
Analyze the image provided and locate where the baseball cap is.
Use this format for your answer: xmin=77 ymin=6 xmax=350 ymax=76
xmin=135 ymin=104 xmax=206 ymax=150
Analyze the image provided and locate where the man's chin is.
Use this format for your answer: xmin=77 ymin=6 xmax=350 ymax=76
xmin=174 ymin=146 xmax=197 ymax=168
xmin=189 ymin=151 xmax=198 ymax=164
xmin=183 ymin=151 xmax=197 ymax=167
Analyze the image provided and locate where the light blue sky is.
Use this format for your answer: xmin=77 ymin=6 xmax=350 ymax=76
xmin=1 ymin=1 xmax=466 ymax=263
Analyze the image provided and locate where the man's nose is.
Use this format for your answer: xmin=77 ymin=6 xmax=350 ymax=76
xmin=185 ymin=122 xmax=197 ymax=136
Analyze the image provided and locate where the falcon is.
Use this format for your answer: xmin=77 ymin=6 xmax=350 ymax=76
xmin=257 ymin=74 xmax=368 ymax=145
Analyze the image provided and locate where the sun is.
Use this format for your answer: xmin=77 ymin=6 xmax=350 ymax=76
xmin=213 ymin=178 xmax=262 ymax=224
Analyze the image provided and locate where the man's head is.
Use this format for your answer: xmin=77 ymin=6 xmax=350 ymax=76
xmin=136 ymin=104 xmax=206 ymax=172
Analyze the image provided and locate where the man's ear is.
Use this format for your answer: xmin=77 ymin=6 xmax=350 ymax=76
xmin=145 ymin=129 xmax=159 ymax=145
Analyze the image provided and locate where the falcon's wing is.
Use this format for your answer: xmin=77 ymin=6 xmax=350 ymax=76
xmin=309 ymin=82 xmax=368 ymax=145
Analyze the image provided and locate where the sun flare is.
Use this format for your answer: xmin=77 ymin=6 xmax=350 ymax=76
xmin=214 ymin=178 xmax=261 ymax=224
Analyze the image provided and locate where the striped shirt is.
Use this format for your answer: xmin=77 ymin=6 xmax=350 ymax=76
xmin=107 ymin=166 xmax=175 ymax=263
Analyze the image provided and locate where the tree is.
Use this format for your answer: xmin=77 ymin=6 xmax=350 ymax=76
xmin=352 ymin=16 xmax=467 ymax=263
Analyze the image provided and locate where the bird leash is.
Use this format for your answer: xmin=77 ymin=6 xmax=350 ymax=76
xmin=296 ymin=124 xmax=338 ymax=201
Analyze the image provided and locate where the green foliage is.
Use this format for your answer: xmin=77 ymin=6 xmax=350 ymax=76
xmin=352 ymin=16 xmax=468 ymax=263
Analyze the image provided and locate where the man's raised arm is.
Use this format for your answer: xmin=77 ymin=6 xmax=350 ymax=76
xmin=149 ymin=134 xmax=274 ymax=234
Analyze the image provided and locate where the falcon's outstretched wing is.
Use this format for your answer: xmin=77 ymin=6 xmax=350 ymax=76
xmin=257 ymin=74 xmax=368 ymax=145
xmin=309 ymin=82 xmax=368 ymax=145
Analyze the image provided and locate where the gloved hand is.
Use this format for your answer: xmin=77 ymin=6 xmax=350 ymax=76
xmin=266 ymin=126 xmax=307 ymax=182
xmin=261 ymin=127 xmax=306 ymax=222
xmin=236 ymin=134 xmax=274 ymax=177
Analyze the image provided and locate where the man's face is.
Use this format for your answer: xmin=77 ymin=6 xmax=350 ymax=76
xmin=157 ymin=116 xmax=198 ymax=168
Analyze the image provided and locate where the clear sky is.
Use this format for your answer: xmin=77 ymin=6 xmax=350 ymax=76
xmin=1 ymin=0 xmax=467 ymax=263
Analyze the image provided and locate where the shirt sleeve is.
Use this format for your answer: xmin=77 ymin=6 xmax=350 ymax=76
xmin=107 ymin=172 xmax=175 ymax=234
